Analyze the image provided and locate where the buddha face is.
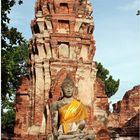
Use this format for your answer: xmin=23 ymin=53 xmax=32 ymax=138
xmin=62 ymin=83 xmax=74 ymax=98
xmin=61 ymin=77 xmax=74 ymax=98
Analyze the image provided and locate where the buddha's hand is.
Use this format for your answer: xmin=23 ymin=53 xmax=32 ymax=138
xmin=78 ymin=120 xmax=85 ymax=131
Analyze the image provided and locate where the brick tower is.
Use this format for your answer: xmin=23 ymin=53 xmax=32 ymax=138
xmin=14 ymin=0 xmax=109 ymax=139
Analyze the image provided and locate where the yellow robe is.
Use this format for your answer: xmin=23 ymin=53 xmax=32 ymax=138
xmin=59 ymin=99 xmax=87 ymax=134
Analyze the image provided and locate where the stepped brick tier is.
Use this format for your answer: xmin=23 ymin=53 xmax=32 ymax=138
xmin=13 ymin=0 xmax=109 ymax=139
xmin=108 ymin=85 xmax=140 ymax=139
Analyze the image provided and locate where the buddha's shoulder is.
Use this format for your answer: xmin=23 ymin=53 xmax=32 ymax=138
xmin=51 ymin=100 xmax=64 ymax=110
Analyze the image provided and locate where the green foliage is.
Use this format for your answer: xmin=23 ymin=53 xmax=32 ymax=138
xmin=96 ymin=62 xmax=109 ymax=80
xmin=96 ymin=62 xmax=120 ymax=98
xmin=1 ymin=0 xmax=24 ymax=50
xmin=1 ymin=0 xmax=29 ymax=133
xmin=104 ymin=76 xmax=120 ymax=98
xmin=136 ymin=10 xmax=140 ymax=16
xmin=1 ymin=109 xmax=16 ymax=133
xmin=2 ymin=42 xmax=29 ymax=104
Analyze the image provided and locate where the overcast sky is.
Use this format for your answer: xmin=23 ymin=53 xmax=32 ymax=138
xmin=9 ymin=0 xmax=140 ymax=104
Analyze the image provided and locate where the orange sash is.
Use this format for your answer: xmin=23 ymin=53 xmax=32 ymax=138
xmin=59 ymin=99 xmax=87 ymax=134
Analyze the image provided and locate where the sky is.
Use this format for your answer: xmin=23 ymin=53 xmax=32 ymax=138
xmin=9 ymin=0 xmax=140 ymax=105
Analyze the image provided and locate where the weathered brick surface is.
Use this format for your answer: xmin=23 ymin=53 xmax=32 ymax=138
xmin=93 ymin=78 xmax=110 ymax=140
xmin=108 ymin=85 xmax=140 ymax=137
xmin=120 ymin=113 xmax=140 ymax=137
xmin=14 ymin=76 xmax=30 ymax=136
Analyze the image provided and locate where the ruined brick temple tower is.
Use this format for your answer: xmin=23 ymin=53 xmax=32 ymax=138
xmin=14 ymin=0 xmax=109 ymax=139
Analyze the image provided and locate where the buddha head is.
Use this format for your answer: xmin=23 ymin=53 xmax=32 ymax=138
xmin=61 ymin=76 xmax=75 ymax=98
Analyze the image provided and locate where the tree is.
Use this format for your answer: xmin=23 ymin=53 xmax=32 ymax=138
xmin=96 ymin=62 xmax=120 ymax=98
xmin=1 ymin=106 xmax=16 ymax=134
xmin=1 ymin=0 xmax=29 ymax=133
xmin=1 ymin=0 xmax=23 ymax=50
xmin=136 ymin=10 xmax=140 ymax=16
xmin=1 ymin=42 xmax=29 ymax=103
xmin=1 ymin=42 xmax=29 ymax=134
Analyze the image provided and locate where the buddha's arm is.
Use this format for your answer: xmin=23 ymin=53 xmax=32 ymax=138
xmin=51 ymin=102 xmax=59 ymax=137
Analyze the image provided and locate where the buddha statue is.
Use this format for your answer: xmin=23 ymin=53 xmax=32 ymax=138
xmin=51 ymin=76 xmax=95 ymax=140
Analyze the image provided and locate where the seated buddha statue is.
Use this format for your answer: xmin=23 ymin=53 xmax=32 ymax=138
xmin=51 ymin=76 xmax=95 ymax=140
